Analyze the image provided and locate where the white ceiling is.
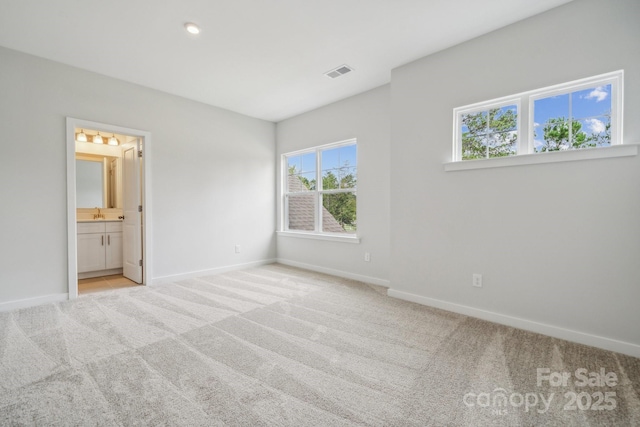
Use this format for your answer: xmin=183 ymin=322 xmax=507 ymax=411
xmin=0 ymin=0 xmax=573 ymax=122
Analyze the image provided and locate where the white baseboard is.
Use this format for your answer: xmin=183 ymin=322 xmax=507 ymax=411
xmin=78 ymin=268 xmax=123 ymax=280
xmin=388 ymin=288 xmax=640 ymax=359
xmin=0 ymin=293 xmax=69 ymax=312
xmin=277 ymin=258 xmax=390 ymax=288
xmin=151 ymin=258 xmax=278 ymax=285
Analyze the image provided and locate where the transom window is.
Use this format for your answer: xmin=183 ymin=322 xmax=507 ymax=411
xmin=453 ymin=70 xmax=623 ymax=162
xmin=460 ymin=102 xmax=519 ymax=160
xmin=283 ymin=140 xmax=357 ymax=236
xmin=532 ymin=84 xmax=614 ymax=152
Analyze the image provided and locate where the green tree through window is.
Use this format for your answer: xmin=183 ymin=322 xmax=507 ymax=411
xmin=284 ymin=141 xmax=357 ymax=235
xmin=321 ymin=170 xmax=356 ymax=231
xmin=537 ymin=117 xmax=600 ymax=152
xmin=453 ymin=71 xmax=621 ymax=163
xmin=461 ymin=106 xmax=518 ymax=160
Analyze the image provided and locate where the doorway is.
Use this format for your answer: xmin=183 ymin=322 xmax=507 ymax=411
xmin=66 ymin=118 xmax=152 ymax=299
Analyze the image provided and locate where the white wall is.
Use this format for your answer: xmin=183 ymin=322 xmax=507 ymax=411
xmin=0 ymin=46 xmax=276 ymax=306
xmin=276 ymin=85 xmax=390 ymax=285
xmin=389 ymin=0 xmax=640 ymax=355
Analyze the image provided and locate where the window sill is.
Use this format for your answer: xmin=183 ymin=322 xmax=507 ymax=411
xmin=276 ymin=230 xmax=361 ymax=244
xmin=444 ymin=144 xmax=638 ymax=172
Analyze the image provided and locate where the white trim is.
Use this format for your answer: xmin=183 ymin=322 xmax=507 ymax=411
xmin=151 ymin=259 xmax=277 ymax=285
xmin=528 ymin=70 xmax=623 ymax=99
xmin=0 ymin=293 xmax=69 ymax=312
xmin=277 ymin=230 xmax=360 ymax=243
xmin=282 ymin=138 xmax=357 ymax=157
xmin=66 ymin=117 xmax=153 ymax=299
xmin=387 ymin=288 xmax=640 ymax=358
xmin=444 ymin=143 xmax=638 ymax=171
xmin=66 ymin=120 xmax=78 ymax=299
xmin=277 ymin=258 xmax=390 ymax=287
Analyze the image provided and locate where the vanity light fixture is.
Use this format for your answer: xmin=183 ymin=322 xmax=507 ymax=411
xmin=76 ymin=129 xmax=87 ymax=143
xmin=108 ymin=134 xmax=119 ymax=146
xmin=93 ymin=132 xmax=104 ymax=144
xmin=184 ymin=22 xmax=200 ymax=35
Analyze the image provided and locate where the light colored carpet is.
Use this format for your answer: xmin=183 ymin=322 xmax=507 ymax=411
xmin=0 ymin=263 xmax=638 ymax=426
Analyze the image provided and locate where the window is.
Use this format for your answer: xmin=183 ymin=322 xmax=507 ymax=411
xmin=283 ymin=140 xmax=357 ymax=237
xmin=459 ymin=101 xmax=519 ymax=160
xmin=453 ymin=70 xmax=623 ymax=162
xmin=532 ymin=84 xmax=615 ymax=152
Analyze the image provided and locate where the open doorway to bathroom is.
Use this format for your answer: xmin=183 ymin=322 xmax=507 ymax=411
xmin=78 ymin=275 xmax=138 ymax=295
xmin=66 ymin=118 xmax=152 ymax=299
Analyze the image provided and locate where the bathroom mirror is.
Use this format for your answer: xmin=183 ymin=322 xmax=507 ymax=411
xmin=75 ymin=154 xmax=120 ymax=208
xmin=76 ymin=159 xmax=104 ymax=207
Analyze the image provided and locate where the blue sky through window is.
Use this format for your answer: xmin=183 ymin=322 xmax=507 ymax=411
xmin=321 ymin=145 xmax=357 ymax=188
xmin=287 ymin=144 xmax=357 ymax=191
xmin=287 ymin=152 xmax=316 ymax=190
xmin=533 ymin=84 xmax=612 ymax=151
xmin=455 ymin=71 xmax=621 ymax=162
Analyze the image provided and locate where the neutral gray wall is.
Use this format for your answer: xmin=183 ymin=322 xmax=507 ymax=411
xmin=0 ymin=46 xmax=276 ymax=304
xmin=390 ymin=0 xmax=640 ymax=348
xmin=276 ymin=85 xmax=391 ymax=284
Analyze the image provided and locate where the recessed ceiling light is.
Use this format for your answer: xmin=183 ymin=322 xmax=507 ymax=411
xmin=184 ymin=22 xmax=200 ymax=35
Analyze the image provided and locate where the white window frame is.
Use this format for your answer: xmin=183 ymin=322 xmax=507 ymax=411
xmin=528 ymin=73 xmax=623 ymax=154
xmin=453 ymin=97 xmax=521 ymax=161
xmin=279 ymin=139 xmax=359 ymax=243
xmin=446 ymin=70 xmax=635 ymax=171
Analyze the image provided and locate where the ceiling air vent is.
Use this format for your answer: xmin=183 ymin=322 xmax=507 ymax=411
xmin=325 ymin=64 xmax=353 ymax=79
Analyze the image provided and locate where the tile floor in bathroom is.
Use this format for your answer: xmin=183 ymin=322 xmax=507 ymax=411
xmin=78 ymin=275 xmax=139 ymax=295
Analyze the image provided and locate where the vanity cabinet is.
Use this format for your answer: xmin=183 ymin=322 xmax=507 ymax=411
xmin=77 ymin=221 xmax=123 ymax=274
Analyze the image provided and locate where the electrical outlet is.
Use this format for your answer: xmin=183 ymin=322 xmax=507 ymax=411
xmin=235 ymin=244 xmax=241 ymax=254
xmin=364 ymin=252 xmax=371 ymax=262
xmin=472 ymin=273 xmax=482 ymax=288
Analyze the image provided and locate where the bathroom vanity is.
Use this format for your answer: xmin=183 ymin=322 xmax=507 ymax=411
xmin=77 ymin=220 xmax=123 ymax=278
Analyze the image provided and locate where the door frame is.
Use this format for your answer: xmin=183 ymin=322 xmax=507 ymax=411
xmin=66 ymin=117 xmax=153 ymax=299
